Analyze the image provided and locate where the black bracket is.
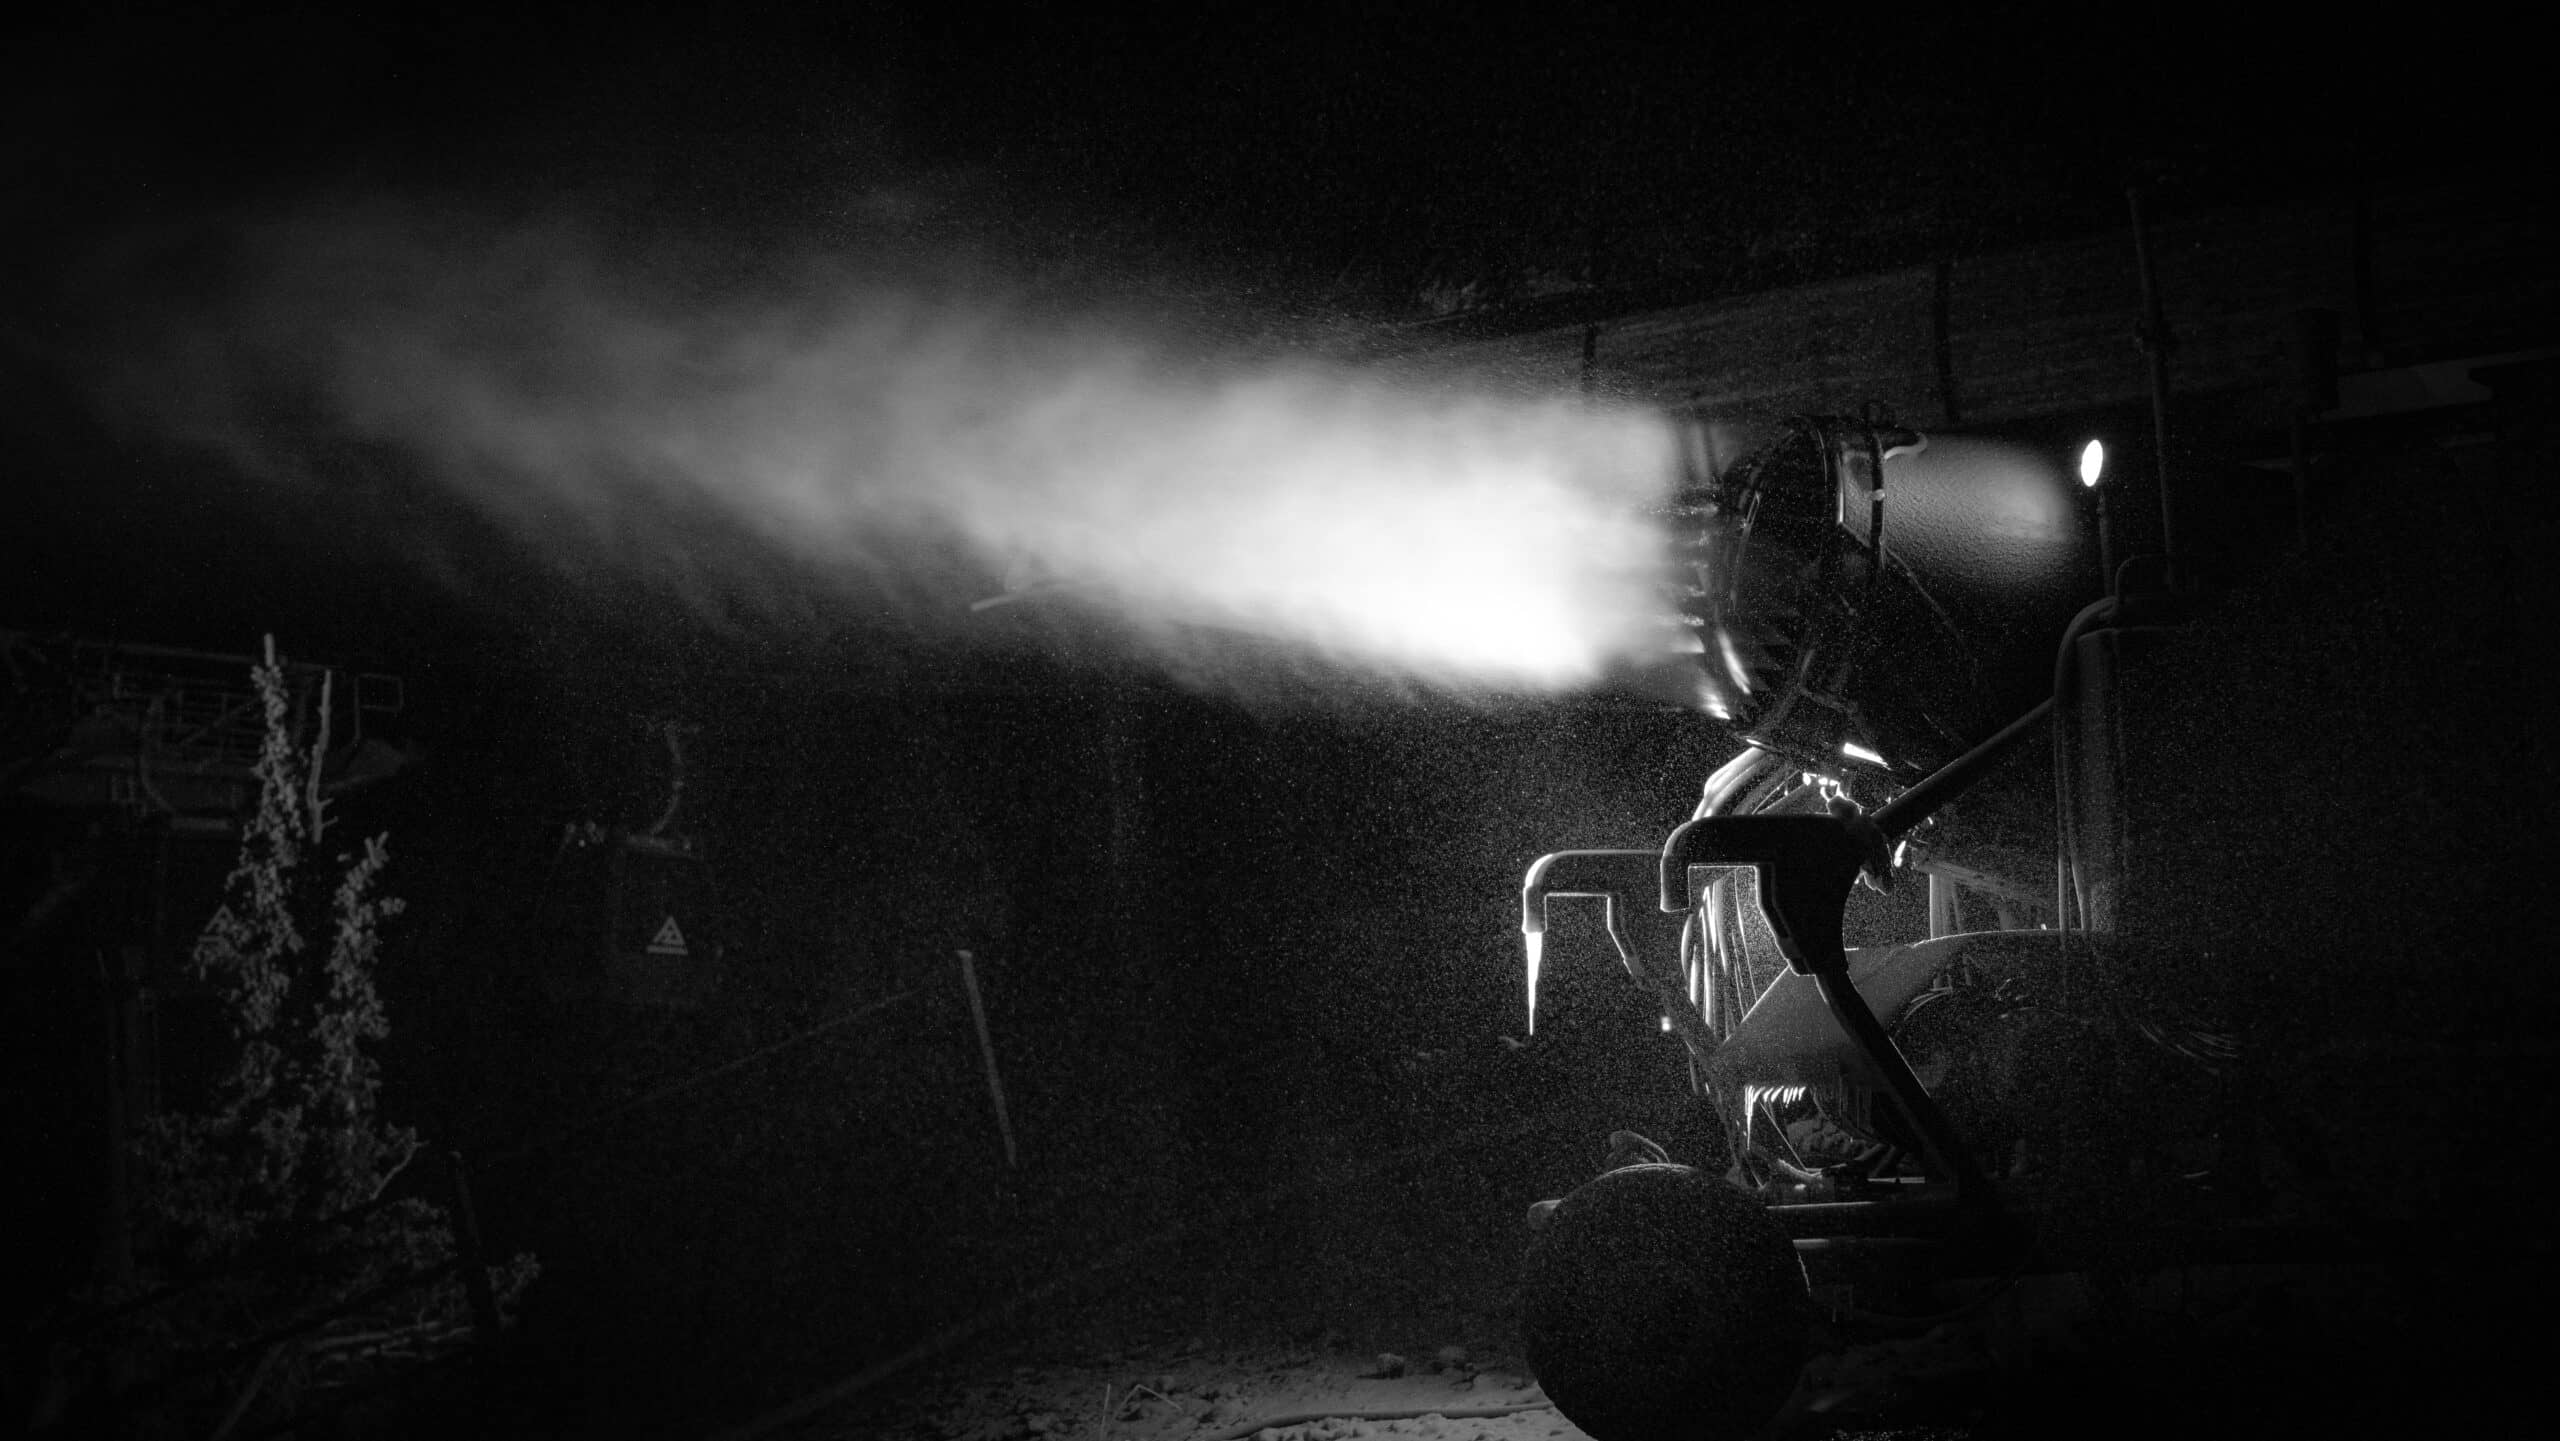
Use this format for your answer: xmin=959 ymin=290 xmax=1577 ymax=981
xmin=1659 ymin=812 xmax=1993 ymax=1204
xmin=1660 ymin=815 xmax=1866 ymax=981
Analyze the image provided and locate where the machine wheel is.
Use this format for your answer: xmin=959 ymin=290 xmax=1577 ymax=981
xmin=1521 ymin=1164 xmax=1809 ymax=1441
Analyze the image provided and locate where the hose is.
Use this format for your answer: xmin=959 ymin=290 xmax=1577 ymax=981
xmin=1202 ymin=1399 xmax=1555 ymax=1440
xmin=2045 ymin=593 xmax=2235 ymax=1074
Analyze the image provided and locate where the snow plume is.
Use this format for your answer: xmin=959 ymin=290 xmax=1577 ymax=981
xmin=87 ymin=198 xmax=1682 ymax=695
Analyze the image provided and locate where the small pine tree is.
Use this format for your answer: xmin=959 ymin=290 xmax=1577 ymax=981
xmin=116 ymin=638 xmax=534 ymax=1433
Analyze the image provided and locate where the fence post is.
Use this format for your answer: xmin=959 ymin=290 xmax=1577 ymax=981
xmin=445 ymin=1150 xmax=502 ymax=1341
xmin=953 ymin=950 xmax=1018 ymax=1168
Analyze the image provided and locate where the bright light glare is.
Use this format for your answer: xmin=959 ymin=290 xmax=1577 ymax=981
xmin=2078 ymin=439 xmax=2106 ymax=488
xmin=1842 ymin=740 xmax=1887 ymax=766
xmin=106 ymin=203 xmax=1690 ymax=699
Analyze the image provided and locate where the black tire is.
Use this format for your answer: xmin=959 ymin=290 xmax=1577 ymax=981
xmin=1521 ymin=1164 xmax=1809 ymax=1441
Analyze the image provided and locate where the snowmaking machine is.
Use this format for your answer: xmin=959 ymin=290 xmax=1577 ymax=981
xmin=1505 ymin=405 xmax=2532 ymax=1439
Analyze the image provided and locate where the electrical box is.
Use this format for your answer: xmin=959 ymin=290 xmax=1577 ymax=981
xmin=539 ymin=828 xmax=722 ymax=1008
xmin=602 ymin=831 xmax=720 ymax=1008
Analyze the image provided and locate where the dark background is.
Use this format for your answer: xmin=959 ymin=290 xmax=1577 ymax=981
xmin=5 ymin=6 xmax=2552 ymax=1436
xmin=5 ymin=9 xmax=2536 ymax=302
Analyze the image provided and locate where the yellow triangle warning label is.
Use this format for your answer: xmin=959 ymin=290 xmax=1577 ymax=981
xmin=646 ymin=916 xmax=689 ymax=956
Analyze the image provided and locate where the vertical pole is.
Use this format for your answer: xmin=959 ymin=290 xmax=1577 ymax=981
xmin=2127 ymin=182 xmax=2181 ymax=591
xmin=2095 ymin=484 xmax=2118 ymax=598
xmin=954 ymin=950 xmax=1018 ymax=1169
xmin=1927 ymin=871 xmax=1956 ymax=940
xmin=446 ymin=1150 xmax=502 ymax=1341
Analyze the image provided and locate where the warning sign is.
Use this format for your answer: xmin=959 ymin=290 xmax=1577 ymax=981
xmin=645 ymin=916 xmax=689 ymax=957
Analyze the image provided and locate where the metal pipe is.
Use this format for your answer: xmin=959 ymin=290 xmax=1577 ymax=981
xmin=1871 ymin=698 xmax=2054 ymax=841
xmin=2095 ymin=481 xmax=2118 ymax=598
xmin=1519 ymin=849 xmax=1661 ymax=944
xmin=1519 ymin=848 xmax=1704 ymax=1049
xmin=1695 ymin=745 xmax=1783 ymax=821
xmin=2128 ymin=182 xmax=2182 ymax=589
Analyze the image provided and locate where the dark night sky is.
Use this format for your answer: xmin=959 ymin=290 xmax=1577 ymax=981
xmin=7 ymin=8 xmax=2518 ymax=281
xmin=5 ymin=17 xmax=2551 ymax=1429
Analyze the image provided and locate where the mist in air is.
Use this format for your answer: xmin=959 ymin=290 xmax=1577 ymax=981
xmin=78 ymin=193 xmax=1685 ymax=697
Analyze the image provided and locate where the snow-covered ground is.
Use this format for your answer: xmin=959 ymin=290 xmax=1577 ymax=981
xmin=683 ymin=1036 xmax=2532 ymax=1441
xmin=734 ymin=1106 xmax=2039 ymax=1441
